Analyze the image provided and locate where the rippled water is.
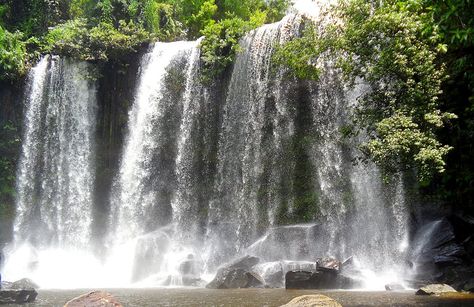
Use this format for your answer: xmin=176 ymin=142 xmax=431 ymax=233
xmin=8 ymin=289 xmax=474 ymax=307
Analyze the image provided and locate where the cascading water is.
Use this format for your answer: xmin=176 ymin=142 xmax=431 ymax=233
xmin=4 ymin=56 xmax=98 ymax=287
xmin=110 ymin=41 xmax=200 ymax=242
xmin=4 ymin=1 xmax=412 ymax=289
xmin=108 ymin=40 xmax=205 ymax=285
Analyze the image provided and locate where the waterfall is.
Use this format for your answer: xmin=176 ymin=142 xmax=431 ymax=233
xmin=109 ymin=40 xmax=205 ymax=284
xmin=5 ymin=56 xmax=97 ymax=287
xmin=205 ymin=14 xmax=304 ymax=268
xmin=5 ymin=2 xmax=410 ymax=289
xmin=111 ymin=41 xmax=200 ymax=242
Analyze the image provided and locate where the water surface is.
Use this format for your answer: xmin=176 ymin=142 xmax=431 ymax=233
xmin=10 ymin=289 xmax=474 ymax=306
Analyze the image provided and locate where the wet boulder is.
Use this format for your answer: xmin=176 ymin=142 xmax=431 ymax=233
xmin=64 ymin=291 xmax=123 ymax=307
xmin=415 ymin=284 xmax=457 ymax=295
xmin=411 ymin=218 xmax=466 ymax=268
xmin=254 ymin=261 xmax=317 ymax=288
xmin=410 ymin=216 xmax=474 ymax=289
xmin=285 ymin=270 xmax=358 ymax=289
xmin=280 ymin=294 xmax=342 ymax=307
xmin=206 ymin=268 xmax=264 ymax=289
xmin=0 ymin=289 xmax=38 ymax=304
xmin=206 ymin=255 xmax=263 ymax=289
xmin=0 ymin=278 xmax=38 ymax=304
xmin=463 ymin=279 xmax=474 ymax=292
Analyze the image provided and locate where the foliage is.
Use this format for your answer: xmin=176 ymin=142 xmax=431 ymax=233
xmin=273 ymin=22 xmax=321 ymax=81
xmin=422 ymin=0 xmax=474 ymax=208
xmin=274 ymin=0 xmax=457 ymax=184
xmin=0 ymin=0 xmax=290 ymax=80
xmin=43 ymin=19 xmax=150 ymax=61
xmin=0 ymin=27 xmax=29 ymax=80
xmin=200 ymin=17 xmax=256 ymax=81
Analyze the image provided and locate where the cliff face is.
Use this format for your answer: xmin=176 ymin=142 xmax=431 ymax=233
xmin=91 ymin=52 xmax=145 ymax=243
xmin=0 ymin=80 xmax=24 ymax=244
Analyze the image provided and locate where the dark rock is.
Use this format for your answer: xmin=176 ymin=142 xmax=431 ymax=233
xmin=463 ymin=279 xmax=474 ymax=292
xmin=412 ymin=218 xmax=467 ymax=268
xmin=206 ymin=268 xmax=264 ymax=289
xmin=415 ymin=284 xmax=457 ymax=295
xmin=280 ymin=294 xmax=342 ymax=307
xmin=0 ymin=278 xmax=39 ymax=304
xmin=206 ymin=255 xmax=263 ymax=289
xmin=64 ymin=291 xmax=122 ymax=307
xmin=285 ymin=270 xmax=359 ymax=289
xmin=254 ymin=261 xmax=317 ymax=288
xmin=385 ymin=283 xmax=405 ymax=291
xmin=0 ymin=289 xmax=38 ymax=304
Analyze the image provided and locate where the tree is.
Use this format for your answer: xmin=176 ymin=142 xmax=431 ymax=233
xmin=275 ymin=0 xmax=456 ymax=184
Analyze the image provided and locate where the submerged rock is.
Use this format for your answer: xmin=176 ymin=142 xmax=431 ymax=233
xmin=415 ymin=284 xmax=457 ymax=295
xmin=64 ymin=291 xmax=123 ymax=307
xmin=280 ymin=294 xmax=342 ymax=307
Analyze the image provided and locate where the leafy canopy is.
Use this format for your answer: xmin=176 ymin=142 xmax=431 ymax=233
xmin=274 ymin=0 xmax=457 ymax=183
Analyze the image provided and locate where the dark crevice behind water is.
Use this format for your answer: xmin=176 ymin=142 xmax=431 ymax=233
xmin=5 ymin=3 xmax=411 ymax=289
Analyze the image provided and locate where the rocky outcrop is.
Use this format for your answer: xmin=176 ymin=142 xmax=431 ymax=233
xmin=285 ymin=270 xmax=358 ymax=289
xmin=280 ymin=294 xmax=342 ymax=307
xmin=64 ymin=291 xmax=123 ymax=307
xmin=206 ymin=268 xmax=264 ymax=289
xmin=253 ymin=261 xmax=317 ymax=288
xmin=284 ymin=256 xmax=361 ymax=289
xmin=415 ymin=284 xmax=457 ymax=295
xmin=0 ymin=289 xmax=37 ymax=304
xmin=410 ymin=215 xmax=474 ymax=290
xmin=0 ymin=278 xmax=38 ymax=304
xmin=206 ymin=255 xmax=264 ymax=289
